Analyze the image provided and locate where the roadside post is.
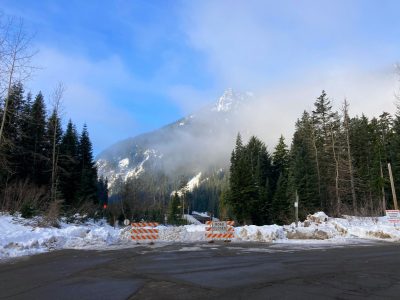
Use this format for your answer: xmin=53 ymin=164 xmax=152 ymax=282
xmin=295 ymin=190 xmax=299 ymax=228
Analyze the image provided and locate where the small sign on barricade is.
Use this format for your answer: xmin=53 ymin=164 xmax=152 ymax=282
xmin=205 ymin=220 xmax=235 ymax=242
xmin=131 ymin=222 xmax=159 ymax=243
xmin=386 ymin=210 xmax=400 ymax=224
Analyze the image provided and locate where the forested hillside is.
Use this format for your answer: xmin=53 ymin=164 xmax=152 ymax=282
xmin=224 ymin=91 xmax=400 ymax=225
xmin=106 ymin=89 xmax=400 ymax=226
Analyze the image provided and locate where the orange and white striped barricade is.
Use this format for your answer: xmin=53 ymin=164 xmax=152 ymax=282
xmin=205 ymin=221 xmax=235 ymax=242
xmin=131 ymin=222 xmax=159 ymax=243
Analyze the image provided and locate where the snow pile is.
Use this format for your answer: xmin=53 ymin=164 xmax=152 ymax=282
xmin=3 ymin=211 xmax=400 ymax=260
xmin=284 ymin=212 xmax=400 ymax=241
xmin=0 ymin=214 xmax=122 ymax=259
xmin=235 ymin=225 xmax=285 ymax=242
xmin=158 ymin=225 xmax=207 ymax=242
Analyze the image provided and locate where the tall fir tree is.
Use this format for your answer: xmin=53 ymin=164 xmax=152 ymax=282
xmin=228 ymin=134 xmax=272 ymax=225
xmin=271 ymin=135 xmax=290 ymax=224
xmin=59 ymin=120 xmax=80 ymax=207
xmin=77 ymin=124 xmax=98 ymax=205
xmin=312 ymin=90 xmax=337 ymax=214
xmin=27 ymin=92 xmax=47 ymax=185
xmin=0 ymin=82 xmax=26 ymax=182
xmin=288 ymin=111 xmax=320 ymax=218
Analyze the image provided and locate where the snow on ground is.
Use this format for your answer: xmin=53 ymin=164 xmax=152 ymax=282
xmin=192 ymin=211 xmax=209 ymax=218
xmin=183 ymin=214 xmax=202 ymax=225
xmin=2 ymin=211 xmax=400 ymax=260
xmin=0 ymin=214 xmax=123 ymax=260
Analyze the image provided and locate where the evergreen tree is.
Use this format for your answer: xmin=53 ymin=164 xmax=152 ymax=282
xmin=59 ymin=120 xmax=80 ymax=207
xmin=97 ymin=176 xmax=109 ymax=207
xmin=77 ymin=124 xmax=98 ymax=205
xmin=228 ymin=134 xmax=272 ymax=225
xmin=312 ymin=90 xmax=338 ymax=214
xmin=168 ymin=192 xmax=180 ymax=224
xmin=271 ymin=135 xmax=290 ymax=224
xmin=0 ymin=82 xmax=26 ymax=182
xmin=288 ymin=112 xmax=320 ymax=218
xmin=27 ymin=92 xmax=47 ymax=185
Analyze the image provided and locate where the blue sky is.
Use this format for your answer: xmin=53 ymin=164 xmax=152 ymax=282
xmin=2 ymin=0 xmax=400 ymax=154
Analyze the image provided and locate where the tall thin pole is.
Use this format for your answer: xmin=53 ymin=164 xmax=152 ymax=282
xmin=182 ymin=194 xmax=185 ymax=218
xmin=380 ymin=163 xmax=386 ymax=213
xmin=295 ymin=190 xmax=299 ymax=227
xmin=388 ymin=163 xmax=398 ymax=210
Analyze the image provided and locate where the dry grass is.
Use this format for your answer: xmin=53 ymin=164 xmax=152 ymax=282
xmin=0 ymin=179 xmax=48 ymax=214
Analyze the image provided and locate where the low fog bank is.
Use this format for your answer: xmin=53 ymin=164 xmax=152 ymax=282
xmin=98 ymin=67 xmax=398 ymax=178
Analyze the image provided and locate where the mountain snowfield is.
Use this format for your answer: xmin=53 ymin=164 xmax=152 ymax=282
xmin=95 ymin=89 xmax=252 ymax=190
xmin=2 ymin=212 xmax=400 ymax=260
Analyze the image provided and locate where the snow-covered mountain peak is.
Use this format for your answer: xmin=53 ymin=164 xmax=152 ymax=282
xmin=212 ymin=88 xmax=250 ymax=112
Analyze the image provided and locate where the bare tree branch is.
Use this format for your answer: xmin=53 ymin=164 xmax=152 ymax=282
xmin=0 ymin=16 xmax=37 ymax=146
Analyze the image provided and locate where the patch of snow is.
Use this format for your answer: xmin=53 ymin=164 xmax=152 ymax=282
xmin=179 ymin=122 xmax=185 ymax=126
xmin=118 ymin=158 xmax=129 ymax=169
xmin=97 ymin=149 xmax=161 ymax=189
xmin=178 ymin=246 xmax=203 ymax=252
xmin=212 ymin=88 xmax=249 ymax=112
xmin=171 ymin=172 xmax=202 ymax=197
xmin=183 ymin=214 xmax=202 ymax=225
xmin=187 ymin=173 xmax=201 ymax=191
xmin=192 ymin=211 xmax=210 ymax=218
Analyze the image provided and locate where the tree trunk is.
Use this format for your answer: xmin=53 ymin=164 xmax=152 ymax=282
xmin=50 ymin=83 xmax=64 ymax=203
xmin=311 ymin=128 xmax=322 ymax=207
xmin=380 ymin=162 xmax=386 ymax=213
xmin=343 ymin=100 xmax=357 ymax=214
xmin=330 ymin=124 xmax=341 ymax=216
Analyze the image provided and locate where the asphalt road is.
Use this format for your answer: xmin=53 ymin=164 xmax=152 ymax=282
xmin=1 ymin=242 xmax=400 ymax=300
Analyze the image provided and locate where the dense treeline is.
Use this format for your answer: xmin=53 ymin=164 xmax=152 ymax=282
xmin=225 ymin=91 xmax=400 ymax=225
xmin=0 ymin=82 xmax=108 ymax=217
xmin=107 ymin=171 xmax=171 ymax=224
xmin=111 ymin=89 xmax=400 ymax=226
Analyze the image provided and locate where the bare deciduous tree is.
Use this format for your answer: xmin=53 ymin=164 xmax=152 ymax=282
xmin=0 ymin=16 xmax=37 ymax=146
xmin=342 ymin=99 xmax=357 ymax=214
xmin=50 ymin=82 xmax=65 ymax=203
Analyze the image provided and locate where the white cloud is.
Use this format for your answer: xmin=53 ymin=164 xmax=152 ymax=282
xmin=26 ymin=46 xmax=138 ymax=154
xmin=241 ymin=65 xmax=398 ymax=148
xmin=177 ymin=0 xmax=399 ymax=148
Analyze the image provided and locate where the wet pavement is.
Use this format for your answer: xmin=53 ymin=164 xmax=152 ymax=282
xmin=1 ymin=241 xmax=399 ymax=299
